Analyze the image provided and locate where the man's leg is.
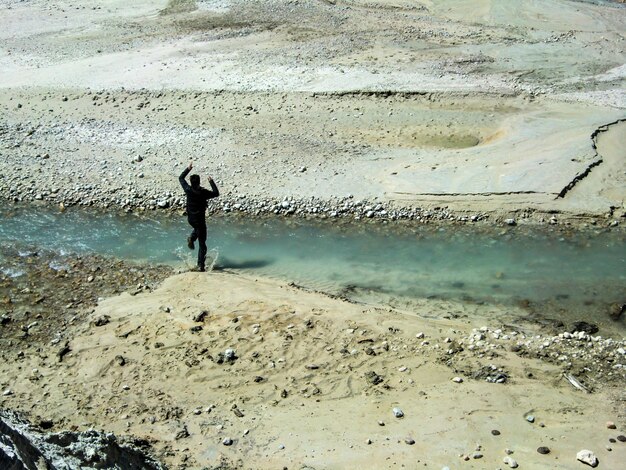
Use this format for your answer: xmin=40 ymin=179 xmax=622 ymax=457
xmin=187 ymin=217 xmax=198 ymax=250
xmin=196 ymin=222 xmax=208 ymax=271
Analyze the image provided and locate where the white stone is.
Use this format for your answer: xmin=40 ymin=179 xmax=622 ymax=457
xmin=503 ymin=456 xmax=519 ymax=468
xmin=392 ymin=407 xmax=404 ymax=418
xmin=452 ymin=377 xmax=463 ymax=383
xmin=576 ymin=449 xmax=598 ymax=467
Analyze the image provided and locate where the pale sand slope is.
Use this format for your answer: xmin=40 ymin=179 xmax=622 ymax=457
xmin=0 ymin=0 xmax=625 ymax=215
xmin=2 ymin=272 xmax=624 ymax=469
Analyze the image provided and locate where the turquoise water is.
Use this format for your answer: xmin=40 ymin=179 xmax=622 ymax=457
xmin=1 ymin=206 xmax=624 ymax=332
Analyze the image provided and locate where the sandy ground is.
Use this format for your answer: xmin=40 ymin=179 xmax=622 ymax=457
xmin=1 ymin=269 xmax=625 ymax=469
xmin=1 ymin=1 xmax=626 ymax=469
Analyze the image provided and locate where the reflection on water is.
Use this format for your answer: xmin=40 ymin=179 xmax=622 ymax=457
xmin=0 ymin=205 xmax=624 ymax=332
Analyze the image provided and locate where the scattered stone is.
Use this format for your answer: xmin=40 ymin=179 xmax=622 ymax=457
xmin=570 ymin=321 xmax=599 ymax=335
xmin=366 ymin=438 xmax=372 ymax=445
xmin=115 ymin=355 xmax=126 ymax=366
xmin=503 ymin=456 xmax=519 ymax=468
xmin=223 ymin=348 xmax=237 ymax=362
xmin=92 ymin=315 xmax=110 ymax=327
xmin=505 ymin=218 xmax=516 ymax=226
xmin=231 ymin=404 xmax=244 ymax=418
xmin=617 ymin=435 xmax=626 ymax=442
xmin=537 ymin=446 xmax=550 ymax=454
xmin=576 ymin=449 xmax=598 ymax=467
xmin=192 ymin=310 xmax=208 ymax=322
xmin=606 ymin=421 xmax=616 ymax=429
xmin=3 ymin=389 xmax=13 ymax=396
xmin=222 ymin=437 xmax=233 ymax=446
xmin=365 ymin=371 xmax=383 ymax=385
xmin=189 ymin=325 xmax=202 ymax=333
xmin=526 ymin=415 xmax=535 ymax=423
xmin=305 ymin=364 xmax=320 ymax=370
xmin=472 ymin=452 xmax=483 ymax=459
xmin=405 ymin=437 xmax=415 ymax=445
xmin=175 ymin=425 xmax=189 ymax=440
xmin=491 ymin=429 xmax=501 ymax=436
xmin=57 ymin=341 xmax=71 ymax=362
xmin=392 ymin=407 xmax=404 ymax=418
xmin=452 ymin=376 xmax=463 ymax=383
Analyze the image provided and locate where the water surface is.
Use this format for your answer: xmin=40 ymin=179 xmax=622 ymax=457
xmin=1 ymin=206 xmax=624 ymax=332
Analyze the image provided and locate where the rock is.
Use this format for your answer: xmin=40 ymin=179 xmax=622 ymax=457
xmin=223 ymin=348 xmax=237 ymax=362
xmin=606 ymin=421 xmax=616 ymax=429
xmin=503 ymin=456 xmax=519 ymax=468
xmin=92 ymin=315 xmax=110 ymax=327
xmin=231 ymin=404 xmax=244 ymax=418
xmin=609 ymin=303 xmax=625 ymax=321
xmin=392 ymin=407 xmax=404 ymax=418
xmin=175 ymin=425 xmax=189 ymax=440
xmin=452 ymin=376 xmax=463 ymax=383
xmin=192 ymin=310 xmax=208 ymax=322
xmin=115 ymin=355 xmax=126 ymax=366
xmin=576 ymin=449 xmax=598 ymax=467
xmin=617 ymin=435 xmax=626 ymax=442
xmin=305 ymin=363 xmax=320 ymax=370
xmin=570 ymin=321 xmax=599 ymax=335
xmin=526 ymin=415 xmax=535 ymax=423
xmin=537 ymin=446 xmax=550 ymax=454
xmin=365 ymin=371 xmax=383 ymax=385
xmin=222 ymin=437 xmax=233 ymax=446
xmin=405 ymin=437 xmax=415 ymax=445
xmin=505 ymin=218 xmax=516 ymax=226
xmin=491 ymin=429 xmax=501 ymax=436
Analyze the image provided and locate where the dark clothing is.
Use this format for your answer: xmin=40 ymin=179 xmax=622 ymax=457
xmin=179 ymin=168 xmax=219 ymax=269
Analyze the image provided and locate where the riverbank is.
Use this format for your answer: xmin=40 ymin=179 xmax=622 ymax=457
xmin=1 ymin=0 xmax=626 ymax=224
xmin=1 ymin=87 xmax=625 ymax=228
xmin=0 ymin=248 xmax=625 ymax=469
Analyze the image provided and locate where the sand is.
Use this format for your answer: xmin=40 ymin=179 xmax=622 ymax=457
xmin=2 ymin=270 xmax=625 ymax=469
xmin=0 ymin=1 xmax=625 ymax=468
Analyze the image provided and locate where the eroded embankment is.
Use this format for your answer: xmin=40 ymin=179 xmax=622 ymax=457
xmin=557 ymin=118 xmax=626 ymax=199
xmin=0 ymin=410 xmax=164 ymax=470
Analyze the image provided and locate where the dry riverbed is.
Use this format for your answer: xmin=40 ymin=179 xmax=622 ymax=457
xmin=1 ymin=1 xmax=625 ymax=468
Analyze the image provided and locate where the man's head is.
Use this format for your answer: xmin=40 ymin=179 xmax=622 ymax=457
xmin=190 ymin=174 xmax=200 ymax=189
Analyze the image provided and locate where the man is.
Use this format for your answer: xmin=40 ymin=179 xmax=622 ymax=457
xmin=179 ymin=161 xmax=219 ymax=271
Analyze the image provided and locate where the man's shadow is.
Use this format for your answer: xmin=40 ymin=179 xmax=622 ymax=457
xmin=212 ymin=257 xmax=274 ymax=271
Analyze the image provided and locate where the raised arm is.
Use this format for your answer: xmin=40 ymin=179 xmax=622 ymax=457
xmin=179 ymin=163 xmax=192 ymax=191
xmin=205 ymin=177 xmax=219 ymax=199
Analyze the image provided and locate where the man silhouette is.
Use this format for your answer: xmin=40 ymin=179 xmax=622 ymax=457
xmin=179 ymin=161 xmax=219 ymax=271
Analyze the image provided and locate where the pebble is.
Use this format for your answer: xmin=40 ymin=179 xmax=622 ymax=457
xmin=617 ymin=435 xmax=626 ymax=442
xmin=537 ymin=446 xmax=550 ymax=454
xmin=222 ymin=437 xmax=233 ymax=446
xmin=576 ymin=449 xmax=598 ymax=467
xmin=405 ymin=437 xmax=415 ymax=445
xmin=503 ymin=456 xmax=519 ymax=468
xmin=606 ymin=421 xmax=616 ymax=429
xmin=526 ymin=415 xmax=535 ymax=423
xmin=491 ymin=429 xmax=501 ymax=436
xmin=452 ymin=376 xmax=463 ymax=383
xmin=392 ymin=407 xmax=404 ymax=418
xmin=3 ymin=389 xmax=13 ymax=396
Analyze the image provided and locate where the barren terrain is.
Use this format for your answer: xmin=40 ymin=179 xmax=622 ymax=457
xmin=1 ymin=1 xmax=625 ymax=469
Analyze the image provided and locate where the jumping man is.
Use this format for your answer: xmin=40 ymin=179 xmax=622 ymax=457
xmin=179 ymin=161 xmax=219 ymax=271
